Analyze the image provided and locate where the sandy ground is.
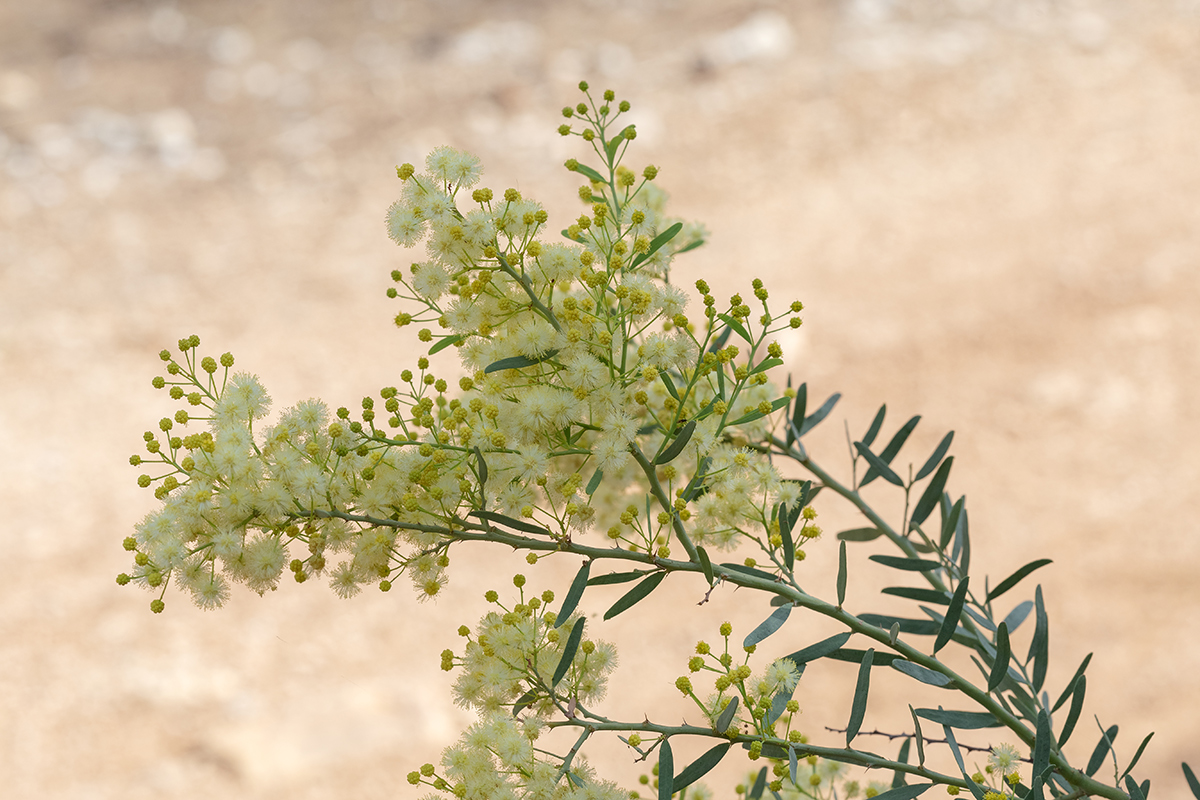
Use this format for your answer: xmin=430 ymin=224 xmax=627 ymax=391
xmin=2 ymin=0 xmax=1199 ymax=797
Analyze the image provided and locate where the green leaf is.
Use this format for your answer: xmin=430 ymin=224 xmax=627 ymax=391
xmin=940 ymin=496 xmax=964 ymax=551
xmin=484 ymin=349 xmax=560 ymax=374
xmin=987 ymin=622 xmax=1011 ymax=693
xmin=745 ymin=604 xmax=792 ymax=647
xmin=512 ymin=688 xmax=536 ymax=717
xmin=860 ymin=415 xmax=920 ymax=487
xmin=797 ymin=479 xmax=815 ymax=509
xmin=1058 ymin=675 xmax=1087 ymax=748
xmin=800 ymin=392 xmax=842 ymax=436
xmin=914 ymin=431 xmax=955 ymax=481
xmin=1125 ymin=776 xmax=1147 ymax=800
xmin=863 ymin=404 xmax=887 ymax=447
xmin=675 ymin=237 xmax=705 ymax=254
xmin=587 ymin=569 xmax=651 ymax=586
xmin=855 ymin=441 xmax=904 ymax=487
xmin=789 ymin=746 xmax=798 ymax=786
xmin=766 ymin=677 xmax=800 ymax=728
xmin=859 ymin=614 xmax=940 ymax=636
xmin=893 ymin=737 xmax=911 ymax=788
xmin=749 ymin=766 xmax=768 ymax=800
xmin=872 ymin=785 xmax=933 ymax=800
xmin=787 ymin=383 xmax=807 ymax=446
xmin=697 ymin=546 xmax=714 ymax=586
xmin=1052 ymin=653 xmax=1092 ymax=712
xmin=838 ymin=527 xmax=885 ymax=542
xmin=556 ymin=562 xmax=591 ymax=627
xmin=910 ymin=705 xmax=926 ymax=767
xmin=561 ymin=227 xmax=587 ymax=244
xmin=827 ymin=648 xmax=900 ymax=667
xmin=673 ymin=743 xmax=731 ymax=792
xmin=987 ymin=559 xmax=1054 ymax=603
xmin=707 ymin=325 xmax=732 ymax=354
xmin=1028 ymin=585 xmax=1049 ymax=692
xmin=630 ymin=221 xmax=683 ymax=270
xmin=870 ymin=555 xmax=943 ymax=572
xmin=1002 ymin=600 xmax=1034 ymax=633
xmin=1085 ymin=724 xmax=1118 ymax=776
xmin=717 ymin=313 xmax=753 ymax=345
xmin=910 ymin=457 xmax=954 ymax=527
xmin=891 ymin=660 xmax=953 ymax=688
xmin=656 ymin=419 xmax=696 ymax=464
xmin=585 ymin=467 xmax=603 ymax=496
xmin=657 ymin=738 xmax=674 ymax=800
xmin=748 ymin=357 xmax=787 ymax=376
xmin=571 ymin=162 xmax=606 ymax=183
xmin=603 ymin=572 xmax=665 ymax=620
xmin=1031 ymin=710 xmax=1051 ymax=800
xmin=729 ymin=395 xmax=790 ymax=426
xmin=606 ymin=125 xmax=635 ymax=160
xmin=780 ymin=503 xmax=796 ymax=571
xmin=719 ymin=562 xmax=777 ymax=581
xmin=782 ymin=632 xmax=852 ymax=669
xmin=935 ymin=578 xmax=970 ymax=654
xmin=837 ymin=540 xmax=848 ymax=606
xmin=1121 ymin=732 xmax=1154 ymax=781
xmin=470 ymin=510 xmax=551 ymax=536
xmin=552 ymin=617 xmax=585 ymax=687
xmin=427 ymin=333 xmax=465 ymax=355
xmin=682 ymin=457 xmax=711 ymax=502
xmin=941 ymin=721 xmax=986 ymax=800
xmin=882 ymin=586 xmax=950 ymax=605
xmin=715 ymin=695 xmax=739 ymax=733
xmin=955 ymin=508 xmax=972 ymax=577
xmin=474 ymin=446 xmax=488 ymax=487
xmin=916 ymin=708 xmax=1002 ymax=729
xmin=1183 ymin=762 xmax=1200 ymax=799
xmin=660 ymin=371 xmax=680 ymax=401
xmin=846 ymin=648 xmax=874 ymax=746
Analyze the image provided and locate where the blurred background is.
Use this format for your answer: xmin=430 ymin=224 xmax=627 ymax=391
xmin=2 ymin=0 xmax=1199 ymax=797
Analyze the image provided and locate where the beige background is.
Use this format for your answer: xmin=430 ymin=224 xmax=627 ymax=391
xmin=2 ymin=0 xmax=1198 ymax=797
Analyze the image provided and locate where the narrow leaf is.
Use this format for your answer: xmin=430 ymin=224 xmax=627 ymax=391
xmin=872 ymin=786 xmax=932 ymax=800
xmin=719 ymin=562 xmax=777 ymax=581
xmin=675 ymin=237 xmax=704 ymax=254
xmin=512 ymin=688 xmax=536 ymax=717
xmin=891 ymin=660 xmax=953 ymax=688
xmin=603 ymin=572 xmax=666 ymax=620
xmin=914 ymin=431 xmax=955 ymax=481
xmin=660 ymin=371 xmax=680 ymax=401
xmin=556 ymin=562 xmax=591 ymax=627
xmin=1058 ymin=675 xmax=1087 ymax=748
xmin=606 ymin=125 xmax=635 ymax=159
xmin=641 ymin=221 xmax=682 ymax=263
xmin=837 ymin=540 xmax=848 ymax=606
xmin=697 ymin=546 xmax=714 ymax=586
xmin=859 ymin=614 xmax=941 ymax=636
xmin=940 ymin=496 xmax=964 ymax=551
xmin=846 ymin=648 xmax=874 ymax=746
xmin=428 ymin=333 xmax=464 ymax=355
xmin=552 ymin=618 xmax=585 ymax=687
xmin=1125 ymin=776 xmax=1147 ymax=800
xmin=935 ymin=578 xmax=970 ymax=654
xmin=893 ymin=738 xmax=911 ymax=788
xmin=474 ymin=446 xmax=488 ymax=487
xmin=657 ymin=738 xmax=674 ymax=800
xmin=707 ymin=325 xmax=732 ymax=354
xmin=673 ymin=743 xmax=731 ymax=792
xmin=484 ymin=349 xmax=560 ymax=374
xmin=838 ymin=527 xmax=885 ymax=542
xmin=917 ymin=708 xmax=1002 ymax=729
xmin=910 ymin=457 xmax=954 ymax=527
xmin=780 ymin=503 xmax=795 ymax=571
xmin=800 ymin=392 xmax=842 ymax=436
xmin=749 ymin=766 xmax=768 ymax=800
xmin=1052 ymin=653 xmax=1092 ymax=713
xmin=787 ymin=383 xmax=807 ymax=446
xmin=1031 ymin=709 xmax=1051 ymax=800
xmin=861 ymin=415 xmax=920 ymax=487
xmin=789 ymin=746 xmax=798 ymax=787
xmin=910 ymin=705 xmax=926 ymax=767
xmin=827 ymin=648 xmax=901 ymax=667
xmin=863 ymin=404 xmax=887 ymax=447
xmin=571 ymin=162 xmax=606 ymax=183
xmin=987 ymin=622 xmax=1011 ymax=693
xmin=471 ymin=510 xmax=551 ymax=535
xmin=1121 ymin=732 xmax=1154 ymax=781
xmin=988 ymin=559 xmax=1054 ymax=603
xmin=656 ymin=419 xmax=696 ymax=464
xmin=1183 ymin=762 xmax=1200 ymax=799
xmin=883 ymin=586 xmax=950 ymax=605
xmin=957 ymin=508 xmax=972 ymax=577
xmin=585 ymin=467 xmax=603 ymax=496
xmin=729 ymin=395 xmax=791 ymax=426
xmin=782 ymin=633 xmax=852 ymax=669
xmin=745 ymin=604 xmax=793 ymax=647
xmin=766 ymin=678 xmax=799 ymax=727
xmin=855 ymin=441 xmax=904 ymax=487
xmin=752 ymin=357 xmax=784 ymax=374
xmin=587 ymin=569 xmax=651 ymax=586
xmin=715 ymin=695 xmax=739 ymax=733
xmin=942 ymin=722 xmax=987 ymax=800
xmin=717 ymin=313 xmax=753 ymax=345
xmin=1002 ymin=600 xmax=1034 ymax=634
xmin=1085 ymin=724 xmax=1118 ymax=776
xmin=870 ymin=555 xmax=943 ymax=572
xmin=1028 ymin=585 xmax=1049 ymax=692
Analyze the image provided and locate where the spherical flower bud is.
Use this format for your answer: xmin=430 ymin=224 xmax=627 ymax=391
xmin=150 ymin=599 xmax=165 ymax=613
xmin=624 ymin=127 xmax=637 ymax=140
xmin=748 ymin=741 xmax=763 ymax=759
xmin=675 ymin=676 xmax=692 ymax=694
xmin=582 ymin=129 xmax=595 ymax=141
xmin=642 ymin=165 xmax=658 ymax=180
xmin=504 ymin=188 xmax=521 ymax=202
xmin=408 ymin=772 xmax=421 ymax=785
xmin=397 ymin=163 xmax=415 ymax=179
xmin=512 ymin=574 xmax=526 ymax=588
xmin=137 ymin=474 xmax=152 ymax=488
